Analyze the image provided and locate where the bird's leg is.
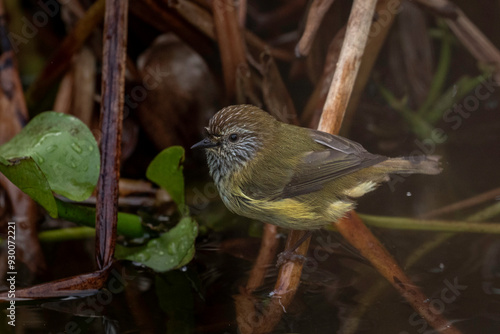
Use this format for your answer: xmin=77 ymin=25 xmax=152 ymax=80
xmin=276 ymin=230 xmax=313 ymax=267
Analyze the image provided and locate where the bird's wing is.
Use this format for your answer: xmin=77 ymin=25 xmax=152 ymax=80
xmin=278 ymin=129 xmax=387 ymax=199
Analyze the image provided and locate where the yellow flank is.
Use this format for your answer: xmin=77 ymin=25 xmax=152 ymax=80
xmin=326 ymin=200 xmax=354 ymax=220
xmin=343 ymin=181 xmax=377 ymax=198
xmin=221 ymin=184 xmax=324 ymax=229
xmin=261 ymin=198 xmax=320 ymax=221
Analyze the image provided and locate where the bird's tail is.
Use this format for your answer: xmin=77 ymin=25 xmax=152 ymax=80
xmin=375 ymin=156 xmax=442 ymax=175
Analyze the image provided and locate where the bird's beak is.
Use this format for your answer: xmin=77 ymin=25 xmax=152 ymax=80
xmin=191 ymin=137 xmax=220 ymax=149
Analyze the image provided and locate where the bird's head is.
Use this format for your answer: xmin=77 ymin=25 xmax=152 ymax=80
xmin=192 ymin=105 xmax=277 ymax=182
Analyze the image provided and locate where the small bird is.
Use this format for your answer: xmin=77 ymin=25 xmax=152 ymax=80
xmin=192 ymin=105 xmax=441 ymax=230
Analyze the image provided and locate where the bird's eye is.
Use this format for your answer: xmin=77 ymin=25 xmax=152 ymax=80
xmin=229 ymin=133 xmax=239 ymax=142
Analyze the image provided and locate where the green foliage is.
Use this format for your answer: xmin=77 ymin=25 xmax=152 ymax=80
xmin=116 ymin=146 xmax=199 ymax=271
xmin=147 ymin=146 xmax=186 ymax=214
xmin=0 ymin=112 xmax=100 ymax=217
xmin=378 ymin=23 xmax=492 ymax=140
xmin=115 ymin=217 xmax=198 ymax=272
xmin=0 ymin=112 xmax=198 ymax=272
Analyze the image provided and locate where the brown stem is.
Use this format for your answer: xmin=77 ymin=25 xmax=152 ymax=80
xmin=296 ymin=0 xmax=336 ymax=57
xmin=236 ymin=230 xmax=311 ymax=334
xmin=305 ymin=0 xmax=399 ymax=130
xmin=131 ymin=0 xmax=215 ymax=58
xmin=212 ymin=0 xmax=248 ymax=99
xmin=303 ymin=26 xmax=345 ymax=128
xmin=71 ymin=48 xmax=97 ymax=127
xmin=95 ymin=0 xmax=129 ymax=270
xmin=260 ymin=52 xmax=299 ymax=125
xmin=0 ymin=267 xmax=110 ymax=299
xmin=421 ymin=187 xmax=500 ymax=219
xmin=245 ymin=224 xmax=279 ymax=292
xmin=415 ymin=0 xmax=500 ymax=82
xmin=156 ymin=0 xmax=293 ymax=62
xmin=238 ymin=0 xmax=247 ymax=27
xmin=53 ymin=70 xmax=74 ymax=114
xmin=342 ymin=192 xmax=499 ymax=334
xmin=341 ymin=0 xmax=400 ymax=134
xmin=336 ymin=212 xmax=462 ymax=334
xmin=318 ymin=0 xmax=377 ymax=133
xmin=212 ymin=0 xmax=248 ymax=98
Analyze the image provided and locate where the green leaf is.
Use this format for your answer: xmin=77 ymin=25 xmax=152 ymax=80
xmin=0 ymin=157 xmax=57 ymax=216
xmin=115 ymin=217 xmax=198 ymax=272
xmin=146 ymin=146 xmax=186 ymax=213
xmin=0 ymin=112 xmax=100 ymax=206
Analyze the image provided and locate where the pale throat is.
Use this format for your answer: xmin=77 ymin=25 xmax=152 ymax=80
xmin=205 ymin=142 xmax=259 ymax=186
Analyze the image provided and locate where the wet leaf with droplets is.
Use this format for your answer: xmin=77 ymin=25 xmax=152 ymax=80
xmin=115 ymin=217 xmax=198 ymax=272
xmin=0 ymin=112 xmax=100 ymax=216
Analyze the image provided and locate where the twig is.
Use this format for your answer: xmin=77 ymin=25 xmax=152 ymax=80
xmin=303 ymin=26 xmax=345 ymax=128
xmin=341 ymin=199 xmax=500 ymax=334
xmin=318 ymin=0 xmax=377 ymax=132
xmin=305 ymin=0 xmax=400 ymax=131
xmin=165 ymin=0 xmax=216 ymax=39
xmin=143 ymin=0 xmax=293 ymax=62
xmin=466 ymin=201 xmax=500 ymax=222
xmin=72 ymin=47 xmax=96 ymax=126
xmin=235 ymin=230 xmax=311 ymax=334
xmin=342 ymin=0 xmax=401 ymax=133
xmin=296 ymin=0 xmax=336 ymax=57
xmin=359 ymin=213 xmax=500 ymax=234
xmin=260 ymin=52 xmax=299 ymax=125
xmin=245 ymin=224 xmax=279 ymax=292
xmin=95 ymin=0 xmax=129 ymax=269
xmin=421 ymin=187 xmax=500 ymax=219
xmin=415 ymin=0 xmax=500 ymax=82
xmin=0 ymin=270 xmax=109 ymax=299
xmin=53 ymin=70 xmax=74 ymax=114
xmin=212 ymin=0 xmax=248 ymax=99
xmin=238 ymin=0 xmax=247 ymax=27
xmin=336 ymin=212 xmax=461 ymax=334
xmin=130 ymin=0 xmax=214 ymax=58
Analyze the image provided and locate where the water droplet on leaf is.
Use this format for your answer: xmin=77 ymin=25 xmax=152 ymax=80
xmin=46 ymin=145 xmax=57 ymax=152
xmin=167 ymin=242 xmax=177 ymax=255
xmin=71 ymin=143 xmax=83 ymax=153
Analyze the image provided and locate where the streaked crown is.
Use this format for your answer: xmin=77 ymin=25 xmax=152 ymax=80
xmin=207 ymin=105 xmax=276 ymax=137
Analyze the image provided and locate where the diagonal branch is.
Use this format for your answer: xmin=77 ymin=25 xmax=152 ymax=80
xmin=317 ymin=0 xmax=376 ymax=133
